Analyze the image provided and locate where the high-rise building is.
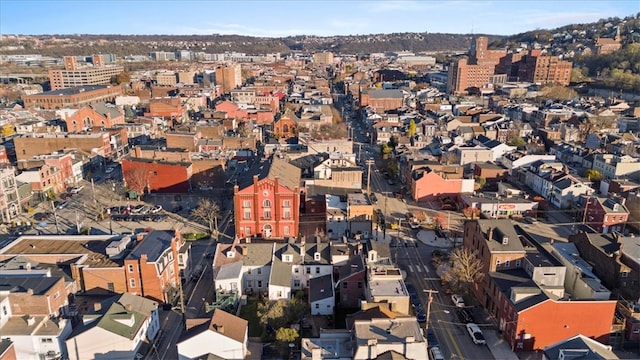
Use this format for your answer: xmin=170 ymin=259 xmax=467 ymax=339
xmin=215 ymin=64 xmax=242 ymax=94
xmin=516 ymin=54 xmax=572 ymax=86
xmin=313 ymin=52 xmax=334 ymax=65
xmin=92 ymin=54 xmax=105 ymax=67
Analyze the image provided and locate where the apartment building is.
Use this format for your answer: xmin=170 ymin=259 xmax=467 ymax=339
xmin=49 ymin=57 xmax=123 ymax=90
xmin=0 ymin=167 xmax=20 ymax=223
xmin=215 ymin=64 xmax=242 ymax=94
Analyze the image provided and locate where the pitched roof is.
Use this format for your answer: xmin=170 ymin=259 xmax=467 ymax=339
xmin=91 ymin=102 xmax=121 ymax=119
xmin=127 ymin=230 xmax=175 ymax=262
xmin=309 ymin=274 xmax=334 ymax=302
xmin=269 ymin=259 xmax=292 ymax=287
xmin=0 ymin=276 xmax=62 ymax=295
xmin=543 ymin=334 xmax=618 ymax=360
xmin=215 ymin=261 xmax=243 ymax=281
xmin=209 ymin=309 xmax=247 ymax=344
xmin=268 ymin=157 xmax=302 ymax=191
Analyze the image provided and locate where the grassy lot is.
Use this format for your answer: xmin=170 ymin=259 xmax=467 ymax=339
xmin=238 ymin=298 xmax=263 ymax=337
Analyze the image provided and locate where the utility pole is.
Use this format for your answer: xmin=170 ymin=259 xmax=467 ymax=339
xmin=582 ymin=198 xmax=592 ymax=225
xmin=366 ymin=159 xmax=375 ymax=195
xmin=424 ymin=288 xmax=439 ymax=331
xmin=50 ymin=201 xmax=60 ymax=234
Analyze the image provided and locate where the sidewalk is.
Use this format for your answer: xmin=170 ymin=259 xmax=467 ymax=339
xmin=484 ymin=329 xmax=519 ymax=360
xmin=416 ymin=229 xmax=454 ymax=248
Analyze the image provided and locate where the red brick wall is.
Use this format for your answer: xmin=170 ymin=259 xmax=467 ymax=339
xmin=8 ymin=277 xmax=67 ymax=316
xmin=122 ymin=158 xmax=192 ymax=193
xmin=412 ymin=171 xmax=464 ymax=201
xmin=80 ymin=267 xmax=126 ymax=294
xmin=0 ymin=341 xmax=18 ymax=360
xmin=510 ymin=299 xmax=616 ymax=351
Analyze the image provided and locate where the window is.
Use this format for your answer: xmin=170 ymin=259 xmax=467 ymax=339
xmin=2 ymin=306 xmax=6 ymax=316
xmin=505 ymin=260 xmax=510 ymax=267
xmin=357 ymin=282 xmax=363 ymax=289
xmin=245 ymin=227 xmax=252 ymax=235
xmin=294 ymin=267 xmax=299 ymax=273
xmin=516 ymin=259 xmax=521 ymax=267
xmin=306 ymin=267 xmax=311 ymax=274
xmin=243 ymin=200 xmax=251 ymax=208
xmin=53 ymin=291 xmax=60 ymax=299
xmin=108 ymin=283 xmax=115 ymax=292
xmin=283 ymin=200 xmax=291 ymax=207
xmin=128 ymin=264 xmax=134 ymax=273
xmin=343 ymin=282 xmax=348 ymax=289
xmin=284 ymin=226 xmax=290 ymax=235
xmin=316 ymin=267 xmax=320 ymax=274
xmin=315 ymin=303 xmax=319 ymax=309
xmin=243 ymin=209 xmax=251 ymax=220
xmin=294 ymin=280 xmax=300 ymax=287
xmin=40 ymin=338 xmax=53 ymax=344
xmin=257 ymin=268 xmax=262 ymax=275
xmin=246 ymin=280 xmax=252 ymax=287
xmin=258 ymin=281 xmax=263 ymax=288
xmin=277 ymin=291 xmax=282 ymax=297
xmin=248 ymin=268 xmax=252 ymax=275
xmin=621 ymin=272 xmax=629 ymax=278
xmin=283 ymin=209 xmax=291 ymax=219
xmin=129 ymin=279 xmax=136 ymax=288
xmin=263 ymin=200 xmax=271 ymax=208
xmin=263 ymin=209 xmax=271 ymax=219
xmin=496 ymin=260 xmax=501 ymax=267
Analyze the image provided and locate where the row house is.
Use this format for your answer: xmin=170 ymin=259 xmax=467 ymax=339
xmin=523 ymin=161 xmax=594 ymax=208
xmin=372 ymin=121 xmax=403 ymax=145
xmin=592 ymin=154 xmax=640 ymax=180
xmin=13 ymin=132 xmax=112 ymax=162
xmin=0 ymin=167 xmax=21 ymax=223
xmin=582 ymin=197 xmax=630 ymax=234
xmin=569 ymin=231 xmax=639 ymax=301
xmin=17 ymin=150 xmax=79 ymax=188
xmin=0 ymin=232 xmax=190 ymax=305
xmin=463 ymin=220 xmax=617 ymax=351
xmin=473 ymin=135 xmax=516 ymax=163
xmin=124 ymin=230 xmax=189 ymax=303
xmin=454 ymin=144 xmax=494 ymax=167
xmin=233 ymin=158 xmax=301 ymax=239
xmin=501 ymin=153 xmax=556 ymax=175
xmin=65 ymin=293 xmax=160 ymax=360
xmin=359 ymin=89 xmax=404 ymax=113
xmin=15 ymin=163 xmax=65 ymax=199
xmin=0 ymin=276 xmax=74 ymax=360
xmin=144 ymin=97 xmax=187 ymax=124
xmin=177 ymin=309 xmax=249 ymax=360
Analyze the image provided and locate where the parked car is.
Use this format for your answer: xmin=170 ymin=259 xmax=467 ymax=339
xmin=451 ymin=294 xmax=465 ymax=308
xmin=130 ymin=204 xmax=145 ymax=214
xmin=34 ymin=212 xmax=53 ymax=221
xmin=416 ymin=311 xmax=427 ymax=323
xmin=55 ymin=201 xmax=68 ymax=209
xmin=466 ymin=323 xmax=486 ymax=345
xmin=105 ymin=167 xmax=115 ymax=174
xmin=150 ymin=205 xmax=163 ymax=214
xmin=69 ymin=186 xmax=84 ymax=194
xmin=426 ymin=329 xmax=439 ymax=349
xmin=370 ymin=193 xmax=378 ymax=204
xmin=171 ymin=205 xmax=184 ymax=213
xmin=457 ymin=308 xmax=475 ymax=323
xmin=152 ymin=214 xmax=168 ymax=222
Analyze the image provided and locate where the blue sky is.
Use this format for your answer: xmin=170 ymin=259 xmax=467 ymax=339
xmin=1 ymin=1 xmax=637 ymax=37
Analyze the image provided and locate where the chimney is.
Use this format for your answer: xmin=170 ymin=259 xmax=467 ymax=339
xmin=125 ymin=304 xmax=133 ymax=311
xmin=217 ymin=325 xmax=224 ymax=334
xmin=311 ymin=347 xmax=322 ymax=360
xmin=94 ymin=302 xmax=102 ymax=312
xmin=487 ymin=227 xmax=493 ymax=242
xmin=27 ymin=288 xmax=34 ymax=296
xmin=300 ymin=242 xmax=305 ymax=257
xmin=26 ymin=315 xmax=36 ymax=326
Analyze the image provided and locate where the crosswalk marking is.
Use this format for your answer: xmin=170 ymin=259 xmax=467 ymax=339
xmin=408 ymin=265 xmax=414 ymax=273
xmin=416 ymin=265 xmax=422 ymax=273
xmin=424 ymin=265 xmax=430 ymax=274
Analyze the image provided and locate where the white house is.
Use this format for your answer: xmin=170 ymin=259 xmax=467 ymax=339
xmin=65 ymin=293 xmax=160 ymax=360
xmin=214 ymin=261 xmax=243 ymax=293
xmin=0 ymin=294 xmax=72 ymax=360
xmin=177 ymin=309 xmax=248 ymax=360
xmin=501 ymin=153 xmax=556 ymax=175
xmin=269 ymin=259 xmax=293 ymax=300
xmin=353 ymin=318 xmax=428 ymax=360
xmin=310 ymin=274 xmax=335 ymax=315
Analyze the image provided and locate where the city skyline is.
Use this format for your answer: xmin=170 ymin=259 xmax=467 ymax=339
xmin=1 ymin=0 xmax=638 ymax=37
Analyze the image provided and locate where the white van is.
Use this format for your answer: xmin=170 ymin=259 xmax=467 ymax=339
xmin=428 ymin=346 xmax=445 ymax=360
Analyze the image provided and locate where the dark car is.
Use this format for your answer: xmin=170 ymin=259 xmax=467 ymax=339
xmin=34 ymin=212 xmax=53 ymax=221
xmin=457 ymin=308 xmax=475 ymax=324
xmin=370 ymin=193 xmax=378 ymax=204
xmin=426 ymin=329 xmax=439 ymax=349
xmin=416 ymin=311 xmax=427 ymax=323
xmin=171 ymin=205 xmax=184 ymax=213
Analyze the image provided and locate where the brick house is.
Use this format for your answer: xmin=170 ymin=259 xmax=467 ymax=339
xmin=215 ymin=101 xmax=249 ymax=120
xmin=473 ymin=162 xmax=509 ymax=183
xmin=121 ymin=157 xmax=193 ymax=194
xmin=144 ymin=97 xmax=186 ymax=123
xmin=234 ymin=158 xmax=301 ymax=239
xmin=0 ymin=276 xmax=70 ymax=318
xmin=13 ymin=132 xmax=112 ymax=162
xmin=23 ymin=85 xmax=122 ymax=110
xmin=569 ymin=231 xmax=639 ymax=301
xmin=15 ymin=163 xmax=65 ymax=198
xmin=62 ymin=103 xmax=125 ymax=133
xmin=582 ymin=197 xmax=630 ymax=234
xmin=410 ymin=166 xmax=475 ymax=201
xmin=335 ymin=255 xmax=366 ymax=308
xmin=124 ymin=230 xmax=188 ymax=303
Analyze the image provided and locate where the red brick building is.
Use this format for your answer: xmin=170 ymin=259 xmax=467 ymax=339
xmin=2 ymin=276 xmax=71 ymax=317
xmin=410 ymin=166 xmax=474 ymax=202
xmin=582 ymin=197 xmax=629 ymax=234
xmin=124 ymin=230 xmax=187 ymax=303
xmin=234 ymin=158 xmax=301 ymax=239
xmin=13 ymin=132 xmax=111 ymax=161
xmin=122 ymin=157 xmax=193 ymax=194
xmin=273 ymin=109 xmax=299 ymax=138
xmin=216 ymin=101 xmax=249 ymax=120
xmin=144 ymin=97 xmax=186 ymax=123
xmin=359 ymin=89 xmax=404 ymax=113
xmin=62 ymin=103 xmax=125 ymax=132
xmin=23 ymin=85 xmax=122 ymax=109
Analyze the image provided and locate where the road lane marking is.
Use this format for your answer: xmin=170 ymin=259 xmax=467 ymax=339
xmin=424 ymin=265 xmax=430 ymax=274
xmin=416 ymin=265 xmax=422 ymax=272
xmin=408 ymin=265 xmax=414 ymax=273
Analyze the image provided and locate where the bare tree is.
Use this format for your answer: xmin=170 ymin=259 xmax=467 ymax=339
xmin=191 ymin=199 xmax=220 ymax=236
xmin=440 ymin=152 xmax=460 ymax=165
xmin=123 ymin=164 xmax=151 ymax=200
xmin=440 ymin=247 xmax=485 ymax=295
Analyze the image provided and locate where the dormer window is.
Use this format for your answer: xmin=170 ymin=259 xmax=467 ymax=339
xmin=226 ymin=250 xmax=235 ymax=258
xmin=283 ymin=254 xmax=292 ymax=263
xmin=314 ymin=252 xmax=321 ymax=261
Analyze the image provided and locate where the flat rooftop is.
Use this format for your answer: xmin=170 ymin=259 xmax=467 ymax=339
xmin=1 ymin=235 xmax=123 ymax=267
xmin=369 ymin=278 xmax=408 ymax=297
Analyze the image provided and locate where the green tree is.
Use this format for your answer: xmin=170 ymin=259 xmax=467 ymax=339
xmin=388 ymin=135 xmax=399 ymax=149
xmin=380 ymin=143 xmax=392 ymax=156
xmin=508 ymin=136 xmax=526 ymax=148
xmin=257 ymin=299 xmax=288 ymax=329
xmin=474 ymin=176 xmax=487 ymax=189
xmin=275 ymin=327 xmax=299 ymax=343
xmin=407 ymin=119 xmax=416 ymax=137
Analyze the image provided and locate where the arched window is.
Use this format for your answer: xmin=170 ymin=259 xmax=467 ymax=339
xmin=283 ymin=124 xmax=289 ymax=133
xmin=72 ymin=121 xmax=77 ymax=132
xmin=263 ymin=199 xmax=271 ymax=208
